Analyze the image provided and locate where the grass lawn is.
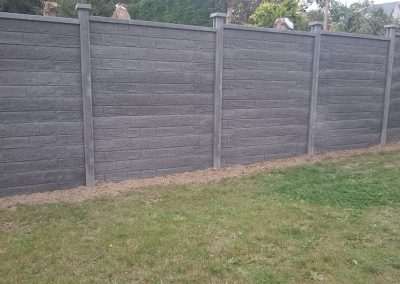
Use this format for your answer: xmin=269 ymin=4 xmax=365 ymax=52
xmin=1 ymin=151 xmax=400 ymax=283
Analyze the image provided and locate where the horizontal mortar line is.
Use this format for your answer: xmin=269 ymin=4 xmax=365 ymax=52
xmin=224 ymin=50 xmax=313 ymax=55
xmin=2 ymin=85 xmax=81 ymax=87
xmin=221 ymin=98 xmax=311 ymax=101
xmin=316 ymin=135 xmax=380 ymax=141
xmin=2 ymin=166 xmax=86 ymax=174
xmin=223 ymin=133 xmax=308 ymax=139
xmin=222 ymin=123 xmax=309 ymax=127
xmin=319 ymin=77 xmax=386 ymax=80
xmin=317 ymin=112 xmax=383 ymax=115
xmin=316 ymin=102 xmax=384 ymax=106
xmin=92 ymin=45 xmax=215 ymax=52
xmin=0 ymin=71 xmax=81 ymax=74
xmin=95 ymin=133 xmax=211 ymax=138
xmin=0 ymin=11 xmax=79 ymax=24
xmin=92 ymin=70 xmax=213 ymax=74
xmin=222 ymin=121 xmax=309 ymax=125
xmin=321 ymin=31 xmax=389 ymax=41
xmin=320 ymin=57 xmax=388 ymax=61
xmin=318 ymin=69 xmax=386 ymax=72
xmin=222 ymin=68 xmax=312 ymax=72
xmin=224 ymin=24 xmax=315 ymax=37
xmin=222 ymin=97 xmax=311 ymax=100
xmin=316 ymin=126 xmax=382 ymax=132
xmin=224 ymin=58 xmax=312 ymax=62
xmin=316 ymin=118 xmax=382 ymax=123
xmin=224 ymin=105 xmax=310 ymax=109
xmin=0 ymin=42 xmax=79 ymax=47
xmin=93 ymin=114 xmax=212 ymax=117
xmin=320 ymin=49 xmax=388 ymax=54
xmin=222 ymin=88 xmax=312 ymax=91
xmin=89 ymin=16 xmax=216 ymax=32
xmin=316 ymin=134 xmax=380 ymax=140
xmin=319 ymin=69 xmax=387 ymax=73
xmin=222 ymin=115 xmax=311 ymax=118
xmin=224 ymin=42 xmax=313 ymax=48
xmin=223 ymin=79 xmax=312 ymax=83
xmin=0 ymin=180 xmax=86 ymax=190
xmin=17 ymin=31 xmax=79 ymax=37
xmin=90 ymin=68 xmax=214 ymax=72
xmin=90 ymin=58 xmax=214 ymax=64
xmin=317 ymin=105 xmax=383 ymax=109
xmin=92 ymin=93 xmax=214 ymax=96
xmin=1 ymin=71 xmax=81 ymax=74
xmin=227 ymin=38 xmax=314 ymax=45
xmin=223 ymin=130 xmax=309 ymax=136
xmin=0 ymin=42 xmax=80 ymax=48
xmin=94 ymin=136 xmax=212 ymax=141
xmin=316 ymin=141 xmax=379 ymax=147
xmin=224 ymin=49 xmax=313 ymax=54
xmin=0 ymin=58 xmax=81 ymax=62
xmin=223 ymin=142 xmax=308 ymax=149
xmin=223 ymin=69 xmax=312 ymax=73
xmin=90 ymin=32 xmax=216 ymax=42
xmin=316 ymin=143 xmax=376 ymax=150
xmin=92 ymin=106 xmax=213 ymax=108
xmin=224 ymin=133 xmax=309 ymax=139
xmin=223 ymin=143 xmax=308 ymax=150
xmin=223 ymin=50 xmax=314 ymax=57
xmin=0 ymin=122 xmax=83 ymax=125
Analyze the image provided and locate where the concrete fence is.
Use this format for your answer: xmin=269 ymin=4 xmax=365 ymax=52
xmin=0 ymin=4 xmax=399 ymax=196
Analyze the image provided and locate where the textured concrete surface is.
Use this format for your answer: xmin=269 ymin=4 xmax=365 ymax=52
xmin=316 ymin=35 xmax=388 ymax=152
xmin=90 ymin=21 xmax=215 ymax=181
xmin=0 ymin=18 xmax=85 ymax=196
xmin=0 ymin=14 xmax=399 ymax=196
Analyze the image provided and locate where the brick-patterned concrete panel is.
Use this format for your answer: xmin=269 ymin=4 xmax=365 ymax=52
xmin=1 ymin=14 xmax=399 ymax=196
xmin=91 ymin=21 xmax=214 ymax=181
xmin=0 ymin=18 xmax=84 ymax=196
xmin=221 ymin=28 xmax=313 ymax=166
xmin=316 ymin=35 xmax=388 ymax=152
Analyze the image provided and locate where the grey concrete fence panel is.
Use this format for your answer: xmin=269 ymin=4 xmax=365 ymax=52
xmin=0 ymin=6 xmax=399 ymax=196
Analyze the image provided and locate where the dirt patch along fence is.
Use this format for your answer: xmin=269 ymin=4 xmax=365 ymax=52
xmin=0 ymin=5 xmax=399 ymax=196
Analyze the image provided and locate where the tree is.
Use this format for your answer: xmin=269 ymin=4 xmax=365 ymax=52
xmin=360 ymin=4 xmax=392 ymax=35
xmin=250 ymin=0 xmax=308 ymax=30
xmin=128 ymin=0 xmax=227 ymax=26
xmin=56 ymin=0 xmax=135 ymax=18
xmin=0 ymin=0 xmax=138 ymax=17
xmin=306 ymin=8 xmax=324 ymax=22
xmin=226 ymin=0 xmax=262 ymax=24
xmin=328 ymin=0 xmax=392 ymax=35
xmin=0 ymin=0 xmax=42 ymax=14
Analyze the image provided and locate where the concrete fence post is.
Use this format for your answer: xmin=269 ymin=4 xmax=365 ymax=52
xmin=307 ymin=21 xmax=323 ymax=155
xmin=76 ymin=4 xmax=95 ymax=186
xmin=210 ymin=12 xmax=226 ymax=168
xmin=381 ymin=24 xmax=398 ymax=144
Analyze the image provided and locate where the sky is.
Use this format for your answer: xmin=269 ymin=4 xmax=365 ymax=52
xmin=338 ymin=0 xmax=397 ymax=5
xmin=308 ymin=0 xmax=398 ymax=10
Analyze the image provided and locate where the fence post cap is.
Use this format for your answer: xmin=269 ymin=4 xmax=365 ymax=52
xmin=309 ymin=21 xmax=323 ymax=33
xmin=75 ymin=3 xmax=92 ymax=11
xmin=210 ymin=12 xmax=227 ymax=19
xmin=309 ymin=21 xmax=323 ymax=27
xmin=384 ymin=24 xmax=399 ymax=29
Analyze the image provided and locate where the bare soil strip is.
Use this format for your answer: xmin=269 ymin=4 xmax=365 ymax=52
xmin=1 ymin=142 xmax=400 ymax=209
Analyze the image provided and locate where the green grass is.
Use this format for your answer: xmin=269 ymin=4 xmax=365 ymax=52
xmin=1 ymin=151 xmax=400 ymax=283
